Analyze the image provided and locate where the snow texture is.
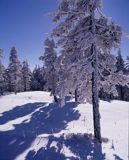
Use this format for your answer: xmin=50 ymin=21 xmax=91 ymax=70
xmin=0 ymin=91 xmax=128 ymax=160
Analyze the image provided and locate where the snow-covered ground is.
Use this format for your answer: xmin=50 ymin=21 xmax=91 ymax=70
xmin=0 ymin=91 xmax=128 ymax=160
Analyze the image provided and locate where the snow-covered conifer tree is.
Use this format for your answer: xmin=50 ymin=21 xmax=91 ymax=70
xmin=7 ymin=47 xmax=23 ymax=94
xmin=40 ymin=38 xmax=58 ymax=102
xmin=126 ymin=56 xmax=129 ymax=71
xmin=22 ymin=60 xmax=32 ymax=91
xmin=116 ymin=49 xmax=125 ymax=72
xmin=52 ymin=0 xmax=129 ymax=142
xmin=123 ymin=56 xmax=129 ymax=101
xmin=31 ymin=65 xmax=45 ymax=91
xmin=115 ymin=49 xmax=125 ymax=100
xmin=0 ymin=49 xmax=6 ymax=95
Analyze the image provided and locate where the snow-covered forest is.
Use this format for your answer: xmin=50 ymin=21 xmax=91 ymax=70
xmin=0 ymin=42 xmax=129 ymax=101
xmin=0 ymin=0 xmax=129 ymax=160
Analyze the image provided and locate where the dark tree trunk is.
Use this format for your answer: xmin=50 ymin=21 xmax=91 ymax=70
xmin=91 ymin=44 xmax=101 ymax=143
xmin=0 ymin=88 xmax=3 ymax=95
xmin=120 ymin=85 xmax=124 ymax=100
xmin=75 ymin=88 xmax=78 ymax=102
xmin=14 ymin=87 xmax=17 ymax=95
xmin=25 ymin=81 xmax=27 ymax=92
xmin=90 ymin=9 xmax=102 ymax=143
xmin=54 ymin=95 xmax=58 ymax=103
xmin=92 ymin=73 xmax=101 ymax=142
xmin=9 ymin=79 xmax=11 ymax=92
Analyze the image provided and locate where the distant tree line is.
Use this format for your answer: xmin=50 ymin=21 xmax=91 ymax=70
xmin=99 ymin=49 xmax=129 ymax=101
xmin=0 ymin=43 xmax=129 ymax=102
xmin=0 ymin=47 xmax=45 ymax=95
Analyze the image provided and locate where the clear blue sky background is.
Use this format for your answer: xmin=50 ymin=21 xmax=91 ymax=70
xmin=0 ymin=0 xmax=129 ymax=69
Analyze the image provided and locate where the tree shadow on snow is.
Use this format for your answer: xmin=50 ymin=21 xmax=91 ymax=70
xmin=0 ymin=101 xmax=123 ymax=160
xmin=113 ymin=154 xmax=124 ymax=160
xmin=0 ymin=101 xmax=80 ymax=160
xmin=26 ymin=134 xmax=106 ymax=160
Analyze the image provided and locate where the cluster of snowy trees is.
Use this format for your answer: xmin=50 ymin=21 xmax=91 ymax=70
xmin=0 ymin=47 xmax=31 ymax=94
xmin=40 ymin=0 xmax=129 ymax=142
xmin=1 ymin=44 xmax=128 ymax=101
xmin=99 ymin=49 xmax=129 ymax=101
xmin=0 ymin=47 xmax=45 ymax=95
xmin=40 ymin=37 xmax=129 ymax=103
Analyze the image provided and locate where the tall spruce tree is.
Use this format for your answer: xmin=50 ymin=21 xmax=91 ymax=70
xmin=124 ymin=56 xmax=129 ymax=101
xmin=126 ymin=56 xmax=129 ymax=71
xmin=31 ymin=65 xmax=45 ymax=91
xmin=116 ymin=49 xmax=125 ymax=100
xmin=0 ymin=49 xmax=6 ymax=95
xmin=22 ymin=60 xmax=32 ymax=91
xmin=7 ymin=47 xmax=23 ymax=94
xmin=116 ymin=49 xmax=125 ymax=72
xmin=52 ymin=0 xmax=129 ymax=142
xmin=40 ymin=38 xmax=58 ymax=102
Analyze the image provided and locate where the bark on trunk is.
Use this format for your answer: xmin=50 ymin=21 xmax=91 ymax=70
xmin=0 ymin=88 xmax=3 ymax=95
xmin=91 ymin=10 xmax=101 ymax=143
xmin=25 ymin=80 xmax=27 ymax=92
xmin=54 ymin=95 xmax=58 ymax=103
xmin=120 ymin=86 xmax=124 ymax=100
xmin=75 ymin=88 xmax=78 ymax=102
xmin=92 ymin=48 xmax=101 ymax=143
xmin=14 ymin=85 xmax=17 ymax=95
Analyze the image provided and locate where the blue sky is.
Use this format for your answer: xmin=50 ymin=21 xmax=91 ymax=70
xmin=0 ymin=0 xmax=129 ymax=69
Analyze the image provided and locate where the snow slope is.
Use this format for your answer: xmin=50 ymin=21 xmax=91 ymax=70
xmin=0 ymin=91 xmax=128 ymax=160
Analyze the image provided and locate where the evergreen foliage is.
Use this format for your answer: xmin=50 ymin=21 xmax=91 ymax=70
xmin=51 ymin=0 xmax=129 ymax=142
xmin=40 ymin=38 xmax=58 ymax=102
xmin=22 ymin=60 xmax=32 ymax=91
xmin=0 ymin=49 xmax=6 ymax=95
xmin=7 ymin=47 xmax=23 ymax=94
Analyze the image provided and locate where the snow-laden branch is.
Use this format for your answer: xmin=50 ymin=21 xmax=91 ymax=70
xmin=97 ymin=8 xmax=107 ymax=18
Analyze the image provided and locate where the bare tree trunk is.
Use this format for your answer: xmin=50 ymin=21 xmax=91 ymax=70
xmin=92 ymin=45 xmax=101 ymax=143
xmin=54 ymin=95 xmax=58 ymax=102
xmin=0 ymin=87 xmax=3 ymax=95
xmin=91 ymin=10 xmax=101 ymax=143
xmin=25 ymin=80 xmax=27 ymax=91
xmin=120 ymin=86 xmax=124 ymax=100
xmin=75 ymin=88 xmax=78 ymax=102
xmin=14 ymin=84 xmax=17 ymax=95
xmin=52 ymin=67 xmax=58 ymax=103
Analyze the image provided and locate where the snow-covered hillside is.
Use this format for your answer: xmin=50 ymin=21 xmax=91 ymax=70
xmin=0 ymin=91 xmax=128 ymax=160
